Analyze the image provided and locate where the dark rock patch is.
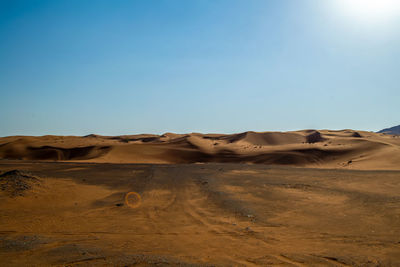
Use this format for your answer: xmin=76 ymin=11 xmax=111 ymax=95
xmin=0 ymin=170 xmax=41 ymax=197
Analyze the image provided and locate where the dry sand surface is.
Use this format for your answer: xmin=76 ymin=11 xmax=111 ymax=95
xmin=0 ymin=130 xmax=400 ymax=266
xmin=0 ymin=130 xmax=400 ymax=170
xmin=0 ymin=162 xmax=399 ymax=266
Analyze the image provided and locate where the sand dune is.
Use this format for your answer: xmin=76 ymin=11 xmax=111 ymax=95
xmin=1 ymin=129 xmax=399 ymax=170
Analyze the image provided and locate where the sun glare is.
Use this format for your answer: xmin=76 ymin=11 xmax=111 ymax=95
xmin=333 ymin=0 xmax=400 ymax=25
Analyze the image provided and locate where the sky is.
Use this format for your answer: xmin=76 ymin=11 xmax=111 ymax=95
xmin=1 ymin=0 xmax=399 ymax=136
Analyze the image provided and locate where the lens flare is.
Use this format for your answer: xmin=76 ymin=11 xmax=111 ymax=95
xmin=125 ymin=192 xmax=141 ymax=208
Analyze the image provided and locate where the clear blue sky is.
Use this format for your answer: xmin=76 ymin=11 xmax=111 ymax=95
xmin=1 ymin=0 xmax=399 ymax=136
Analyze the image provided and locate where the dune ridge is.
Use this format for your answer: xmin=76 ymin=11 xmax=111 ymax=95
xmin=0 ymin=129 xmax=399 ymax=170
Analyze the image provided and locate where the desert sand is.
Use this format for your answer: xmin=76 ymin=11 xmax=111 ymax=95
xmin=0 ymin=130 xmax=400 ymax=266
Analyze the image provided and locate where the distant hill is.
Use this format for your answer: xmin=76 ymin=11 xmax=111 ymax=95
xmin=378 ymin=125 xmax=400 ymax=135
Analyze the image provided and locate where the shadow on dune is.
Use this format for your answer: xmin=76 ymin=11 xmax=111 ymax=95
xmin=164 ymin=147 xmax=352 ymax=166
xmin=28 ymin=146 xmax=111 ymax=160
xmin=2 ymin=146 xmax=111 ymax=161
